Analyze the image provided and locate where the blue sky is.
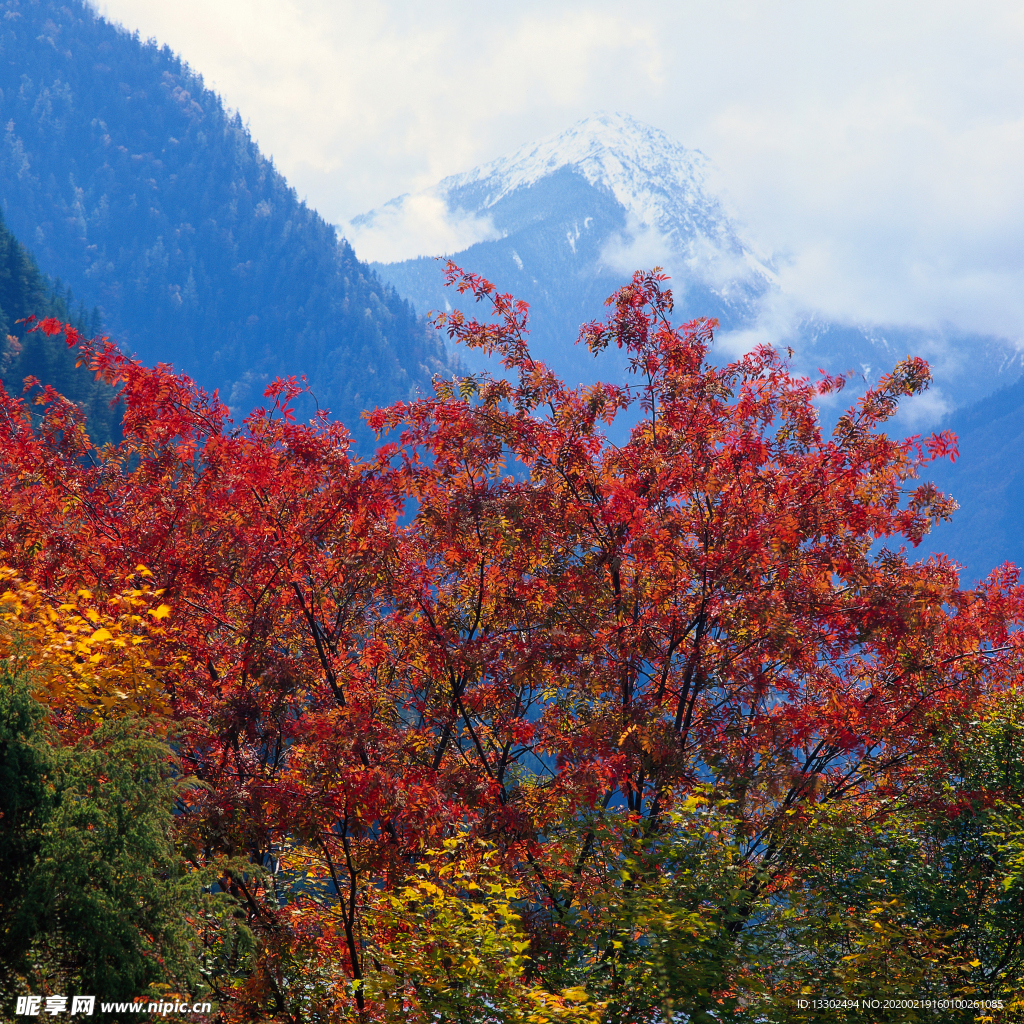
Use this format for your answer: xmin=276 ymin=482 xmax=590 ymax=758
xmin=96 ymin=0 xmax=1024 ymax=345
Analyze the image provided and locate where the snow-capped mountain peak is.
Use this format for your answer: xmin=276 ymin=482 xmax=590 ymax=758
xmin=433 ymin=112 xmax=763 ymax=271
xmin=349 ymin=109 xmax=1021 ymax=481
xmin=347 ymin=111 xmax=782 ymax=393
xmin=438 ymin=112 xmax=709 ymax=223
xmin=348 ymin=112 xmax=770 ymax=284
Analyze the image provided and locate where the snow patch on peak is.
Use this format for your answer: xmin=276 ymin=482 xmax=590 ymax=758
xmin=436 ymin=110 xmax=733 ymax=256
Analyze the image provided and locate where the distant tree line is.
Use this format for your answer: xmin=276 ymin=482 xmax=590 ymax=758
xmin=0 ymin=209 xmax=119 ymax=443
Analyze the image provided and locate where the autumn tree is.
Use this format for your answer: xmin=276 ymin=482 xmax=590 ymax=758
xmin=0 ymin=272 xmax=1022 ymax=1021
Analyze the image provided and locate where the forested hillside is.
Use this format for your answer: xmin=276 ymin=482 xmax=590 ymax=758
xmin=0 ymin=0 xmax=449 ymax=442
xmin=0 ymin=209 xmax=119 ymax=441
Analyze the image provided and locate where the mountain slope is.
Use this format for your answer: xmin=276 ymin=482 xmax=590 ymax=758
xmin=0 ymin=0 xmax=450 ymax=441
xmin=354 ymin=113 xmax=1019 ymax=413
xmin=911 ymin=383 xmax=1024 ymax=584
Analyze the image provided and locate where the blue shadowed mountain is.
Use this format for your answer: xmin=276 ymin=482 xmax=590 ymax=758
xmin=912 ymin=381 xmax=1024 ymax=584
xmin=0 ymin=0 xmax=452 ymax=444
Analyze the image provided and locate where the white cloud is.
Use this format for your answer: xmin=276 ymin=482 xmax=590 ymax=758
xmin=344 ymin=193 xmax=502 ymax=264
xmin=598 ymin=216 xmax=675 ymax=278
xmin=893 ymin=388 xmax=955 ymax=431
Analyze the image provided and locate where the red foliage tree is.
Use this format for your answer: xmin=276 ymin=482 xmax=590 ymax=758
xmin=1 ymin=274 xmax=1021 ymax=1020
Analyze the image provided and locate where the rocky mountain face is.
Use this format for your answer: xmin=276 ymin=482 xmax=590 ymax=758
xmin=353 ymin=113 xmax=771 ymax=384
xmin=0 ymin=0 xmax=451 ymax=445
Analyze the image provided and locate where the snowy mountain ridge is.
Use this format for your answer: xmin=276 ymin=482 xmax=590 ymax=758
xmin=352 ymin=111 xmax=1018 ymax=421
xmin=350 ymin=112 xmax=774 ymax=289
xmin=436 ymin=111 xmax=774 ymax=284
